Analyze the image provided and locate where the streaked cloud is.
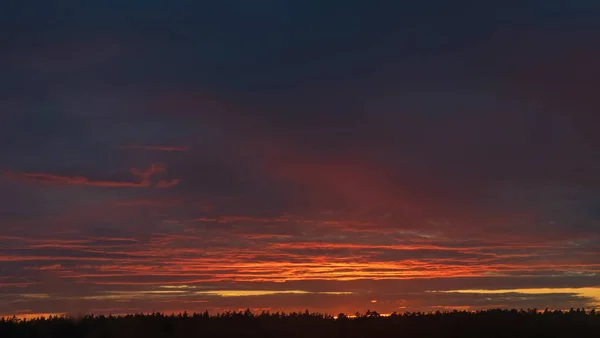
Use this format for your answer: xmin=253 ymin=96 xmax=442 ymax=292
xmin=195 ymin=290 xmax=310 ymax=297
xmin=434 ymin=288 xmax=600 ymax=307
xmin=4 ymin=164 xmax=180 ymax=189
xmin=1 ymin=0 xmax=599 ymax=318
xmin=119 ymin=145 xmax=189 ymax=152
xmin=4 ymin=171 xmax=153 ymax=188
xmin=194 ymin=290 xmax=354 ymax=297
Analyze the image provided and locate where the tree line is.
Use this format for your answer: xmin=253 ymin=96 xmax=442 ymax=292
xmin=1 ymin=308 xmax=599 ymax=337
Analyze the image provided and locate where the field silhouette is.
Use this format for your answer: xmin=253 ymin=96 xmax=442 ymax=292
xmin=2 ymin=308 xmax=599 ymax=337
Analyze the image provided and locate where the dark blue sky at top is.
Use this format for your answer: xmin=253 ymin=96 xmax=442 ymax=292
xmin=1 ymin=0 xmax=599 ymax=222
xmin=0 ymin=1 xmax=599 ymax=315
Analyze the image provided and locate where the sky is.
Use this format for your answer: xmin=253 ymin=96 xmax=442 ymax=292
xmin=1 ymin=1 xmax=600 ymax=317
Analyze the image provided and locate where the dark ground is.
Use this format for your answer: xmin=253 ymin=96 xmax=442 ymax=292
xmin=2 ymin=309 xmax=599 ymax=337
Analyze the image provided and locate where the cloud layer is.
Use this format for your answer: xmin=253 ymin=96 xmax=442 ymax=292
xmin=1 ymin=0 xmax=599 ymax=317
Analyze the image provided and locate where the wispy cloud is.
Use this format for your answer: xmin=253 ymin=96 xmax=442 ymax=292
xmin=119 ymin=145 xmax=189 ymax=152
xmin=155 ymin=179 xmax=181 ymax=188
xmin=194 ymin=290 xmax=354 ymax=297
xmin=4 ymin=164 xmax=180 ymax=189
xmin=4 ymin=172 xmax=152 ymax=188
xmin=1 ymin=0 xmax=599 ymax=317
xmin=432 ymin=288 xmax=600 ymax=307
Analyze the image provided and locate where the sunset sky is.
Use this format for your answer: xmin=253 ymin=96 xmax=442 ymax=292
xmin=1 ymin=1 xmax=600 ymax=317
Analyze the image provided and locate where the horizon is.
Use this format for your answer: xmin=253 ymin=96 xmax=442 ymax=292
xmin=5 ymin=307 xmax=599 ymax=321
xmin=5 ymin=308 xmax=598 ymax=337
xmin=1 ymin=1 xmax=599 ymax=318
xmin=3 ymin=286 xmax=600 ymax=319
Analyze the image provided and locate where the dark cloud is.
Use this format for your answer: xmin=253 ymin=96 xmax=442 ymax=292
xmin=1 ymin=0 xmax=599 ymax=316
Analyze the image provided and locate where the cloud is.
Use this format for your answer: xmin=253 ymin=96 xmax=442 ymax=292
xmin=432 ymin=287 xmax=600 ymax=309
xmin=4 ymin=164 xmax=180 ymax=189
xmin=155 ymin=179 xmax=181 ymax=188
xmin=4 ymin=171 xmax=152 ymax=188
xmin=1 ymin=0 xmax=599 ymax=317
xmin=119 ymin=145 xmax=189 ymax=152
xmin=193 ymin=290 xmax=354 ymax=297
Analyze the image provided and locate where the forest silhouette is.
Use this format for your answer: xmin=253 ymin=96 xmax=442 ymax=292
xmin=2 ymin=308 xmax=599 ymax=337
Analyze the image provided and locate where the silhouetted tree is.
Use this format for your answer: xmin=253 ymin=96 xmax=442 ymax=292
xmin=1 ymin=308 xmax=600 ymax=337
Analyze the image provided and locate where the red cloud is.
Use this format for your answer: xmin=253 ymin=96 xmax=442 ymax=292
xmin=5 ymin=172 xmax=152 ymax=188
xmin=130 ymin=163 xmax=166 ymax=184
xmin=155 ymin=179 xmax=181 ymax=188
xmin=5 ymin=164 xmax=180 ymax=188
